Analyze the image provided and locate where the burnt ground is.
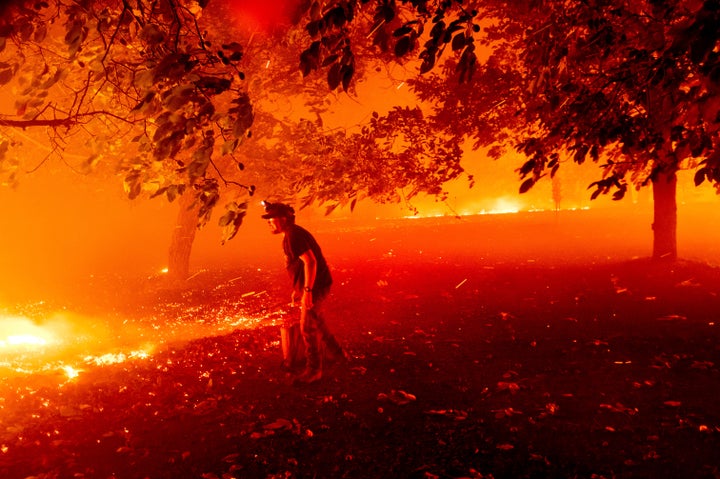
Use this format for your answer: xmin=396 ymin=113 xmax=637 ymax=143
xmin=1 ymin=210 xmax=720 ymax=479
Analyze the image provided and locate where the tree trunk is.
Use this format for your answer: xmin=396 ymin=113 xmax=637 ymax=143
xmin=167 ymin=192 xmax=199 ymax=281
xmin=651 ymin=170 xmax=677 ymax=261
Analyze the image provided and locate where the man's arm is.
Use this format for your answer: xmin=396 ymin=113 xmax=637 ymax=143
xmin=299 ymin=249 xmax=317 ymax=309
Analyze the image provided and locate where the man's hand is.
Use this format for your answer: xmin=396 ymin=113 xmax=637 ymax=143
xmin=290 ymin=290 xmax=299 ymax=306
xmin=301 ymin=290 xmax=314 ymax=310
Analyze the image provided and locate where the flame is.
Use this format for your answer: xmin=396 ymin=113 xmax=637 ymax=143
xmin=0 ymin=303 xmax=263 ymax=384
xmin=0 ymin=315 xmax=57 ymax=349
xmin=4 ymin=334 xmax=48 ymax=346
xmin=61 ymin=365 xmax=81 ymax=379
xmin=486 ymin=197 xmax=522 ymax=214
xmin=86 ymin=349 xmax=151 ymax=366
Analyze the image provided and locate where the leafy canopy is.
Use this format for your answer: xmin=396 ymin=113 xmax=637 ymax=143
xmin=295 ymin=0 xmax=720 ymax=200
xmin=0 ymin=0 xmax=254 ymax=241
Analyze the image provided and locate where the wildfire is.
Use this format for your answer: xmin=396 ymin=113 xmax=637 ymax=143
xmin=86 ymin=350 xmax=151 ymax=366
xmin=0 ymin=315 xmax=56 ymax=349
xmin=0 ymin=300 xmax=266 ymax=384
xmin=0 ymin=312 xmax=154 ymax=379
xmin=61 ymin=365 xmax=81 ymax=379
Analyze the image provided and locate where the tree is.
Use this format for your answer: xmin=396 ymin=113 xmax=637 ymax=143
xmin=510 ymin=0 xmax=720 ymax=261
xmin=295 ymin=0 xmax=720 ymax=261
xmin=0 ymin=0 xmax=255 ymax=279
xmin=205 ymin=1 xmax=468 ymax=214
xmin=0 ymin=0 xmax=468 ymax=280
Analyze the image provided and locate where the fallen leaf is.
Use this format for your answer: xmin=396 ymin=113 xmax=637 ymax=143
xmin=378 ymin=390 xmax=416 ymax=405
xmin=263 ymin=418 xmax=293 ymax=430
xmin=497 ymin=381 xmax=520 ymax=394
xmin=425 ymin=409 xmax=468 ymax=420
xmin=493 ymin=407 xmax=523 ymax=419
xmin=691 ymin=360 xmax=714 ymax=369
xmin=599 ymin=403 xmax=637 ymax=415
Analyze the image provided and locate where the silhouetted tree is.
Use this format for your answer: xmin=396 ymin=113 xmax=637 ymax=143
xmin=296 ymin=0 xmax=720 ymax=260
xmin=0 ymin=0 xmax=467 ymax=279
xmin=0 ymin=0 xmax=255 ymax=279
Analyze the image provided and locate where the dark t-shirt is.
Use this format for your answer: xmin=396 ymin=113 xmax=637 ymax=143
xmin=283 ymin=224 xmax=332 ymax=293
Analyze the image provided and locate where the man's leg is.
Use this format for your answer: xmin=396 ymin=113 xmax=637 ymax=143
xmin=295 ymin=306 xmax=322 ymax=384
xmin=314 ymin=311 xmax=344 ymax=358
xmin=310 ymin=293 xmax=343 ymax=355
xmin=300 ymin=306 xmax=321 ymax=371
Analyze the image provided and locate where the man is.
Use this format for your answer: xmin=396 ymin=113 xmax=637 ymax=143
xmin=262 ymin=201 xmax=347 ymax=385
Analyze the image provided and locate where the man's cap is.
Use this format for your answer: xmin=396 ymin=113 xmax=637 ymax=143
xmin=261 ymin=201 xmax=295 ymax=219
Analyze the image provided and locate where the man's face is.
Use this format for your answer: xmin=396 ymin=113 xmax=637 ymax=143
xmin=267 ymin=216 xmax=285 ymax=234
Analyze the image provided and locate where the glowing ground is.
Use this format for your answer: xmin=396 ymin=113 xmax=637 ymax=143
xmin=1 ymin=209 xmax=719 ymax=478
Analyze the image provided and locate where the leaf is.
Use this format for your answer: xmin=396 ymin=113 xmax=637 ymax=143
xmin=299 ymin=41 xmax=321 ymax=76
xmin=221 ymin=139 xmax=238 ymax=155
xmin=599 ymin=403 xmax=637 ymax=414
xmin=162 ymin=84 xmax=195 ymax=110
xmin=222 ymin=453 xmax=241 ymax=463
xmin=458 ymin=46 xmax=477 ymax=82
xmin=451 ymin=32 xmax=466 ymax=51
xmin=573 ymin=144 xmax=589 ymax=164
xmin=551 ymin=163 xmax=560 ymax=178
xmin=220 ymin=201 xmax=247 ymax=244
xmin=381 ymin=4 xmax=395 ymax=22
xmin=425 ymin=409 xmax=468 ymax=420
xmin=230 ymin=94 xmax=254 ymax=137
xmin=393 ymin=26 xmax=414 ymax=37
xmin=218 ymin=210 xmax=234 ymax=227
xmin=325 ymin=6 xmax=346 ymax=28
xmin=0 ymin=68 xmax=12 ymax=86
xmin=221 ymin=41 xmax=243 ymax=53
xmin=694 ymin=167 xmax=707 ymax=186
xmin=519 ymin=178 xmax=534 ymax=194
xmin=321 ymin=54 xmax=339 ymax=67
xmin=394 ymin=35 xmax=412 ymax=58
xmin=612 ymin=184 xmax=627 ymax=200
xmin=263 ymin=418 xmax=293 ymax=430
xmin=377 ymin=390 xmax=416 ymax=405
xmin=0 ymin=61 xmax=16 ymax=85
xmin=341 ymin=64 xmax=354 ymax=91
xmin=327 ymin=63 xmax=342 ymax=90
xmin=124 ymin=171 xmax=142 ymax=200
xmin=420 ymin=55 xmax=435 ymax=74
xmin=496 ymin=382 xmax=520 ymax=394
xmin=325 ymin=203 xmax=339 ymax=215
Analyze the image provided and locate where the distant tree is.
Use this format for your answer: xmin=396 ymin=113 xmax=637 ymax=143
xmin=510 ymin=0 xmax=720 ymax=261
xmin=552 ymin=172 xmax=562 ymax=213
xmin=295 ymin=0 xmax=720 ymax=261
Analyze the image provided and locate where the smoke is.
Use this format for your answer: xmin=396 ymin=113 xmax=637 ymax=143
xmin=0 ymin=167 xmax=175 ymax=302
